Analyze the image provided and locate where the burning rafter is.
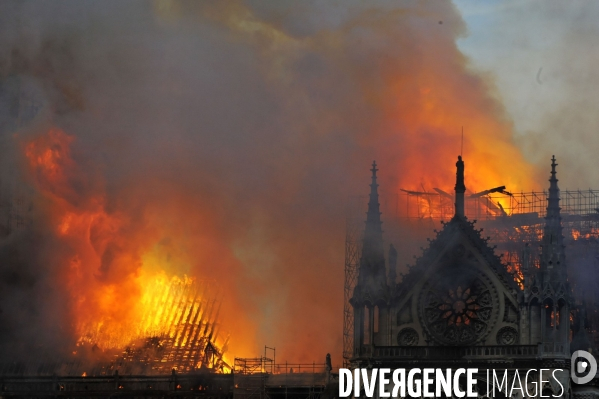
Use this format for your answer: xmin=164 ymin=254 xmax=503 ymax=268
xmin=344 ymin=189 xmax=599 ymax=363
xmin=76 ymin=275 xmax=231 ymax=375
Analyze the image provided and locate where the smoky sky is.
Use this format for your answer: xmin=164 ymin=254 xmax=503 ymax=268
xmin=0 ymin=0 xmax=539 ymax=364
xmin=456 ymin=0 xmax=599 ymax=187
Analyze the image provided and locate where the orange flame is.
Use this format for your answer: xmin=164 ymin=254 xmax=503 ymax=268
xmin=22 ymin=128 xmax=255 ymax=364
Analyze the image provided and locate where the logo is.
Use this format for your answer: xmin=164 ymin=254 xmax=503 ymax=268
xmin=571 ymin=350 xmax=597 ymax=384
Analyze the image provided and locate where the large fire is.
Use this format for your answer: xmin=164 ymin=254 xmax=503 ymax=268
xmin=3 ymin=0 xmax=555 ymax=368
xmin=22 ymin=128 xmax=239 ymax=371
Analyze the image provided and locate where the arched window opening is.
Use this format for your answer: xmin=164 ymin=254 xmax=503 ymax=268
xmin=544 ymin=302 xmax=554 ymax=328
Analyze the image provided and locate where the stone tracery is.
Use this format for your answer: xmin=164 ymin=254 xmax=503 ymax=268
xmin=419 ymin=268 xmax=496 ymax=345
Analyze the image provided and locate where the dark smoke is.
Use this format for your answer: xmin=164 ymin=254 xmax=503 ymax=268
xmin=0 ymin=0 xmax=535 ymax=364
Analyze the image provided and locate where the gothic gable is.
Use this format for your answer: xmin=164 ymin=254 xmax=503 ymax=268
xmin=392 ymin=215 xmax=520 ymax=346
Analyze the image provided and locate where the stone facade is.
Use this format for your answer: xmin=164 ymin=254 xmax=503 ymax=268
xmin=350 ymin=157 xmax=598 ymax=399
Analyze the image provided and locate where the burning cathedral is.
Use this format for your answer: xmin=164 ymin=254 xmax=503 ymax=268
xmin=350 ymin=157 xmax=599 ymax=398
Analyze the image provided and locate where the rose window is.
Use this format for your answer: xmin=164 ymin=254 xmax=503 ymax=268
xmin=419 ymin=269 xmax=496 ymax=345
xmin=439 ymin=286 xmax=479 ymax=326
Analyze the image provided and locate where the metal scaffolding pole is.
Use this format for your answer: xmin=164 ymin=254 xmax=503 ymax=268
xmin=343 ymin=197 xmax=362 ymax=366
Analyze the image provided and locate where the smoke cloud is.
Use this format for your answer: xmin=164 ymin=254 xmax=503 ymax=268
xmin=0 ymin=0 xmax=538 ymax=364
xmin=456 ymin=0 xmax=599 ymax=187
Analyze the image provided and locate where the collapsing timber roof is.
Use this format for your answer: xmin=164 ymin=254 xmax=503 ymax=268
xmin=0 ymin=277 xmax=231 ymax=377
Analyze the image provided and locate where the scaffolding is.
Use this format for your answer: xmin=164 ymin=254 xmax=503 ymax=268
xmin=389 ymin=189 xmax=599 ymax=279
xmin=395 ymin=189 xmax=599 ymax=222
xmin=343 ymin=198 xmax=362 ymax=366
xmin=343 ymin=189 xmax=599 ymax=364
xmin=233 ymin=358 xmax=328 ymax=399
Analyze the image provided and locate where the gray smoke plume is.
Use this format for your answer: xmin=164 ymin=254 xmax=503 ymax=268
xmin=0 ymin=0 xmax=535 ymax=364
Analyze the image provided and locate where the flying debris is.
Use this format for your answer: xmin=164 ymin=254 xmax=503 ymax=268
xmin=400 ymin=188 xmax=438 ymax=196
xmin=433 ymin=188 xmax=453 ymax=199
xmin=469 ymin=185 xmax=512 ymax=198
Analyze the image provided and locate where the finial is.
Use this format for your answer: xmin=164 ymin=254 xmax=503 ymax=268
xmin=542 ymin=154 xmax=566 ymax=282
xmin=548 ymin=155 xmax=559 ymax=197
xmin=454 ymin=155 xmax=466 ymax=217
xmin=371 ymin=161 xmax=378 ymax=177
xmin=455 ymin=156 xmax=465 ymax=189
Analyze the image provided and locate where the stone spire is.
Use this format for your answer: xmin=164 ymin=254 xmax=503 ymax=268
xmin=358 ymin=161 xmax=386 ymax=285
xmin=454 ymin=155 xmax=466 ymax=218
xmin=365 ymin=161 xmax=383 ymax=243
xmin=540 ymin=156 xmax=566 ymax=281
